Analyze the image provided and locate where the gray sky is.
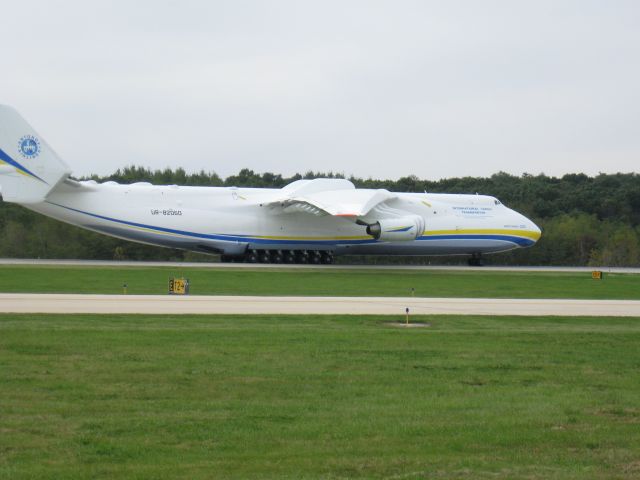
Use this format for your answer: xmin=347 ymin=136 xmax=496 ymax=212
xmin=2 ymin=1 xmax=639 ymax=180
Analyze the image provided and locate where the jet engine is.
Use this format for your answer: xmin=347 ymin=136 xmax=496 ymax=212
xmin=365 ymin=216 xmax=425 ymax=241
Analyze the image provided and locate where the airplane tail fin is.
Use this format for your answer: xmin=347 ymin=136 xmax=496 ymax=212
xmin=0 ymin=105 xmax=72 ymax=204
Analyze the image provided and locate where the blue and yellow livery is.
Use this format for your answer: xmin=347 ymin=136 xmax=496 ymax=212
xmin=1 ymin=104 xmax=541 ymax=264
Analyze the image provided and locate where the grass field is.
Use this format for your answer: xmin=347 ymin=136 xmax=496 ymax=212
xmin=1 ymin=313 xmax=640 ymax=479
xmin=1 ymin=265 xmax=639 ymax=299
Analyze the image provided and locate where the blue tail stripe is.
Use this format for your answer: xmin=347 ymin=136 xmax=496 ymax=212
xmin=0 ymin=147 xmax=47 ymax=184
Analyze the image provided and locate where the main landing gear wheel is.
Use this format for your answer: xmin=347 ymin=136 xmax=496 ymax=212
xmin=234 ymin=249 xmax=335 ymax=264
xmin=245 ymin=249 xmax=259 ymax=263
xmin=259 ymin=250 xmax=272 ymax=263
xmin=309 ymin=251 xmax=322 ymax=264
xmin=321 ymin=252 xmax=334 ymax=264
xmin=295 ymin=250 xmax=310 ymax=264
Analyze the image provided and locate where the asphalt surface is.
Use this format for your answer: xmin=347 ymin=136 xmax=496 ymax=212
xmin=2 ymin=294 xmax=639 ymax=316
xmin=1 ymin=258 xmax=639 ymax=274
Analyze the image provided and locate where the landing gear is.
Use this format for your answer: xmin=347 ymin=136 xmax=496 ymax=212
xmin=468 ymin=253 xmax=484 ymax=267
xmin=245 ymin=249 xmax=259 ymax=263
xmin=283 ymin=250 xmax=296 ymax=264
xmin=234 ymin=249 xmax=335 ymax=264
xmin=295 ymin=250 xmax=310 ymax=264
xmin=272 ymin=250 xmax=284 ymax=264
xmin=309 ymin=251 xmax=322 ymax=264
xmin=259 ymin=250 xmax=272 ymax=263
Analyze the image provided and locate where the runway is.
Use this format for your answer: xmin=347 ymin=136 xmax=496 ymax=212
xmin=2 ymin=294 xmax=640 ymax=316
xmin=2 ymin=258 xmax=640 ymax=273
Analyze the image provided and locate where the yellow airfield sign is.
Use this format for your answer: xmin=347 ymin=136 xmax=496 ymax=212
xmin=169 ymin=277 xmax=190 ymax=295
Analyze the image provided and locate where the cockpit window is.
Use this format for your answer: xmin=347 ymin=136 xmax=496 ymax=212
xmin=494 ymin=199 xmax=501 ymax=205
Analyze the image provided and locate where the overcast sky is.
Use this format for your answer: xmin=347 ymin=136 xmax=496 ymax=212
xmin=2 ymin=1 xmax=639 ymax=180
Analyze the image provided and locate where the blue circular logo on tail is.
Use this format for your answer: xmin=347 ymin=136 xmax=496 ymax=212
xmin=19 ymin=135 xmax=41 ymax=158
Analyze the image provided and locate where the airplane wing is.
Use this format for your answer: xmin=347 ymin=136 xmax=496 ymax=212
xmin=266 ymin=178 xmax=397 ymax=217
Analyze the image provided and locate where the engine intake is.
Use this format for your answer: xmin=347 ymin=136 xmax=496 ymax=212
xmin=365 ymin=216 xmax=425 ymax=241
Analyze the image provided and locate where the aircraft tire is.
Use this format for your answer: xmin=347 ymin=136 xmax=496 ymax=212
xmin=321 ymin=252 xmax=334 ymax=264
xmin=259 ymin=250 xmax=272 ymax=263
xmin=310 ymin=251 xmax=322 ymax=264
xmin=295 ymin=250 xmax=309 ymax=264
xmin=245 ymin=250 xmax=259 ymax=263
xmin=467 ymin=253 xmax=484 ymax=267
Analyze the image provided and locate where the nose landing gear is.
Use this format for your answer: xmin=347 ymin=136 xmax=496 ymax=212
xmin=468 ymin=253 xmax=484 ymax=267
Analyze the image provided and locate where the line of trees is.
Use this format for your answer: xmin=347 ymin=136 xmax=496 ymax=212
xmin=1 ymin=167 xmax=639 ymax=266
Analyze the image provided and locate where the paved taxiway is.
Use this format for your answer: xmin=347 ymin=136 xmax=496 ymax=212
xmin=2 ymin=294 xmax=640 ymax=316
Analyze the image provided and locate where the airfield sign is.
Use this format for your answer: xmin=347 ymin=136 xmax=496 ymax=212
xmin=168 ymin=277 xmax=190 ymax=295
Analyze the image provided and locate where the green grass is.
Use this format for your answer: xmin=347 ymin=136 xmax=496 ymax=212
xmin=1 ymin=265 xmax=639 ymax=299
xmin=2 ymin=313 xmax=640 ymax=479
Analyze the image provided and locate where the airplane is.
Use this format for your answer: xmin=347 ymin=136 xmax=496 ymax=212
xmin=0 ymin=105 xmax=541 ymax=265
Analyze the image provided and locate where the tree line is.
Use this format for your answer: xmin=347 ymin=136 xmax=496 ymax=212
xmin=1 ymin=166 xmax=639 ymax=266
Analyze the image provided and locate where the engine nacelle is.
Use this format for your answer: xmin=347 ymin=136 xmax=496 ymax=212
xmin=365 ymin=216 xmax=425 ymax=241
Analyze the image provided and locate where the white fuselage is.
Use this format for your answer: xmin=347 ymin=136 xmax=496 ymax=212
xmin=0 ymin=105 xmax=541 ymax=262
xmin=28 ymin=181 xmax=541 ymax=257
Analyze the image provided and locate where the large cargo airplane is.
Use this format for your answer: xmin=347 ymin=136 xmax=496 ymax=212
xmin=0 ymin=105 xmax=541 ymax=264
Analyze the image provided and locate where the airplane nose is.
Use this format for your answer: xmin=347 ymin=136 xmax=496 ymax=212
xmin=511 ymin=210 xmax=542 ymax=246
xmin=529 ymin=221 xmax=542 ymax=243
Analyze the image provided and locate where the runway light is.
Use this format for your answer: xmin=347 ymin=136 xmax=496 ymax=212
xmin=123 ymin=283 xmax=127 ymax=295
xmin=405 ymin=307 xmax=410 ymax=325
